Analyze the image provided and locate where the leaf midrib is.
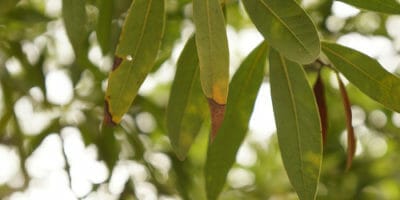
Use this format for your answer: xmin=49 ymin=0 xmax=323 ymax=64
xmin=113 ymin=0 xmax=154 ymax=114
xmin=257 ymin=0 xmax=313 ymax=58
xmin=279 ymin=54 xmax=306 ymax=192
xmin=322 ymin=45 xmax=391 ymax=94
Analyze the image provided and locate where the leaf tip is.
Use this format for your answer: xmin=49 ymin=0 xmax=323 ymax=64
xmin=208 ymin=98 xmax=226 ymax=142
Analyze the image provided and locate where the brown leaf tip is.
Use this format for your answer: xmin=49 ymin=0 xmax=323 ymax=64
xmin=112 ymin=56 xmax=123 ymax=71
xmin=103 ymin=100 xmax=116 ymax=127
xmin=208 ymin=98 xmax=226 ymax=142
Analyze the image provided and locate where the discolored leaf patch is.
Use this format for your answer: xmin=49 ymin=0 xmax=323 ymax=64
xmin=208 ymin=98 xmax=226 ymax=142
xmin=112 ymin=56 xmax=123 ymax=71
xmin=103 ymin=100 xmax=116 ymax=126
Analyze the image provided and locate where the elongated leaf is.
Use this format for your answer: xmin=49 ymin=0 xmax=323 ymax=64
xmin=104 ymin=0 xmax=165 ymax=124
xmin=338 ymin=0 xmax=400 ymax=14
xmin=96 ymin=0 xmax=114 ymax=54
xmin=62 ymin=0 xmax=89 ymax=59
xmin=242 ymin=0 xmax=320 ymax=64
xmin=336 ymin=73 xmax=356 ymax=170
xmin=205 ymin=42 xmax=268 ymax=200
xmin=193 ymin=0 xmax=229 ymax=139
xmin=166 ymin=36 xmax=207 ymax=160
xmin=313 ymin=71 xmax=328 ymax=145
xmin=270 ymin=49 xmax=322 ymax=200
xmin=321 ymin=42 xmax=400 ymax=113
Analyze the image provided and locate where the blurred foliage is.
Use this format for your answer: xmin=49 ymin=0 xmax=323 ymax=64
xmin=1 ymin=0 xmax=400 ymax=199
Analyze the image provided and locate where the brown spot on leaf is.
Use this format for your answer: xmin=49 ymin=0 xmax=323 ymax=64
xmin=103 ymin=100 xmax=116 ymax=127
xmin=208 ymin=98 xmax=226 ymax=142
xmin=112 ymin=56 xmax=123 ymax=71
xmin=313 ymin=72 xmax=328 ymax=146
xmin=337 ymin=73 xmax=356 ymax=171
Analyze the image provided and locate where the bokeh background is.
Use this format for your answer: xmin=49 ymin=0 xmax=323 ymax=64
xmin=1 ymin=0 xmax=400 ymax=199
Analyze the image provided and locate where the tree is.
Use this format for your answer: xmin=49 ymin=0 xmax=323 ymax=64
xmin=1 ymin=0 xmax=400 ymax=199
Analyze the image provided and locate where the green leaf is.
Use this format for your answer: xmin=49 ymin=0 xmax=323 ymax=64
xmin=338 ymin=0 xmax=400 ymax=14
xmin=269 ymin=49 xmax=322 ymax=200
xmin=193 ymin=0 xmax=229 ymax=105
xmin=205 ymin=42 xmax=268 ymax=200
xmin=242 ymin=0 xmax=320 ymax=64
xmin=96 ymin=0 xmax=114 ymax=54
xmin=321 ymin=42 xmax=400 ymax=113
xmin=62 ymin=0 xmax=89 ymax=59
xmin=104 ymin=0 xmax=165 ymax=124
xmin=166 ymin=36 xmax=208 ymax=160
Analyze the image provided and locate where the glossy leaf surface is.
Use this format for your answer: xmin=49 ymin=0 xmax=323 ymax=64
xmin=322 ymin=42 xmax=400 ymax=113
xmin=205 ymin=42 xmax=268 ymax=200
xmin=105 ymin=0 xmax=165 ymax=124
xmin=166 ymin=36 xmax=207 ymax=160
xmin=270 ymin=49 xmax=322 ymax=200
xmin=242 ymin=0 xmax=320 ymax=64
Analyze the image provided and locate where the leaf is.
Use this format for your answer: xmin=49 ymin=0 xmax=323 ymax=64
xmin=166 ymin=36 xmax=208 ymax=160
xmin=62 ymin=0 xmax=89 ymax=59
xmin=321 ymin=42 xmax=400 ymax=113
xmin=338 ymin=0 xmax=400 ymax=14
xmin=205 ymin=42 xmax=268 ymax=200
xmin=313 ymin=71 xmax=328 ymax=145
xmin=0 ymin=0 xmax=18 ymax=15
xmin=336 ymin=73 xmax=356 ymax=171
xmin=269 ymin=49 xmax=322 ymax=200
xmin=96 ymin=0 xmax=114 ymax=54
xmin=242 ymin=0 xmax=320 ymax=64
xmin=104 ymin=0 xmax=165 ymax=124
xmin=193 ymin=0 xmax=229 ymax=106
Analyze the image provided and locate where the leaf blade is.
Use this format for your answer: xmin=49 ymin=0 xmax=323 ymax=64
xmin=242 ymin=0 xmax=320 ymax=64
xmin=193 ymin=0 xmax=229 ymax=105
xmin=104 ymin=0 xmax=165 ymax=124
xmin=269 ymin=49 xmax=322 ymax=200
xmin=313 ymin=71 xmax=328 ymax=145
xmin=336 ymin=73 xmax=356 ymax=170
xmin=338 ymin=0 xmax=400 ymax=14
xmin=321 ymin=42 xmax=400 ymax=113
xmin=166 ymin=36 xmax=207 ymax=160
xmin=193 ymin=0 xmax=230 ymax=140
xmin=205 ymin=42 xmax=268 ymax=200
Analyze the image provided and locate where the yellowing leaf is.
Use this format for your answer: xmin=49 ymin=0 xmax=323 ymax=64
xmin=104 ymin=0 xmax=165 ymax=124
xmin=193 ymin=0 xmax=229 ymax=105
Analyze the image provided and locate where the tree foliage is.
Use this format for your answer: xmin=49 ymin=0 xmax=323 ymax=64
xmin=1 ymin=0 xmax=400 ymax=199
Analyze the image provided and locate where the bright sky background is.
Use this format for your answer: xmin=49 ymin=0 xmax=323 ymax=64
xmin=1 ymin=0 xmax=400 ymax=199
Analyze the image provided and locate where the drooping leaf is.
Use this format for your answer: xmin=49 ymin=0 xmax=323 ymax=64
xmin=205 ymin=42 xmax=268 ymax=200
xmin=166 ymin=36 xmax=208 ymax=160
xmin=242 ymin=0 xmax=320 ymax=64
xmin=338 ymin=0 xmax=400 ymax=14
xmin=336 ymin=73 xmax=356 ymax=171
xmin=104 ymin=0 xmax=165 ymax=124
xmin=96 ymin=0 xmax=114 ymax=54
xmin=193 ymin=0 xmax=230 ymax=140
xmin=321 ymin=42 xmax=400 ymax=113
xmin=269 ymin=49 xmax=322 ymax=200
xmin=62 ymin=0 xmax=89 ymax=60
xmin=313 ymin=71 xmax=328 ymax=145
